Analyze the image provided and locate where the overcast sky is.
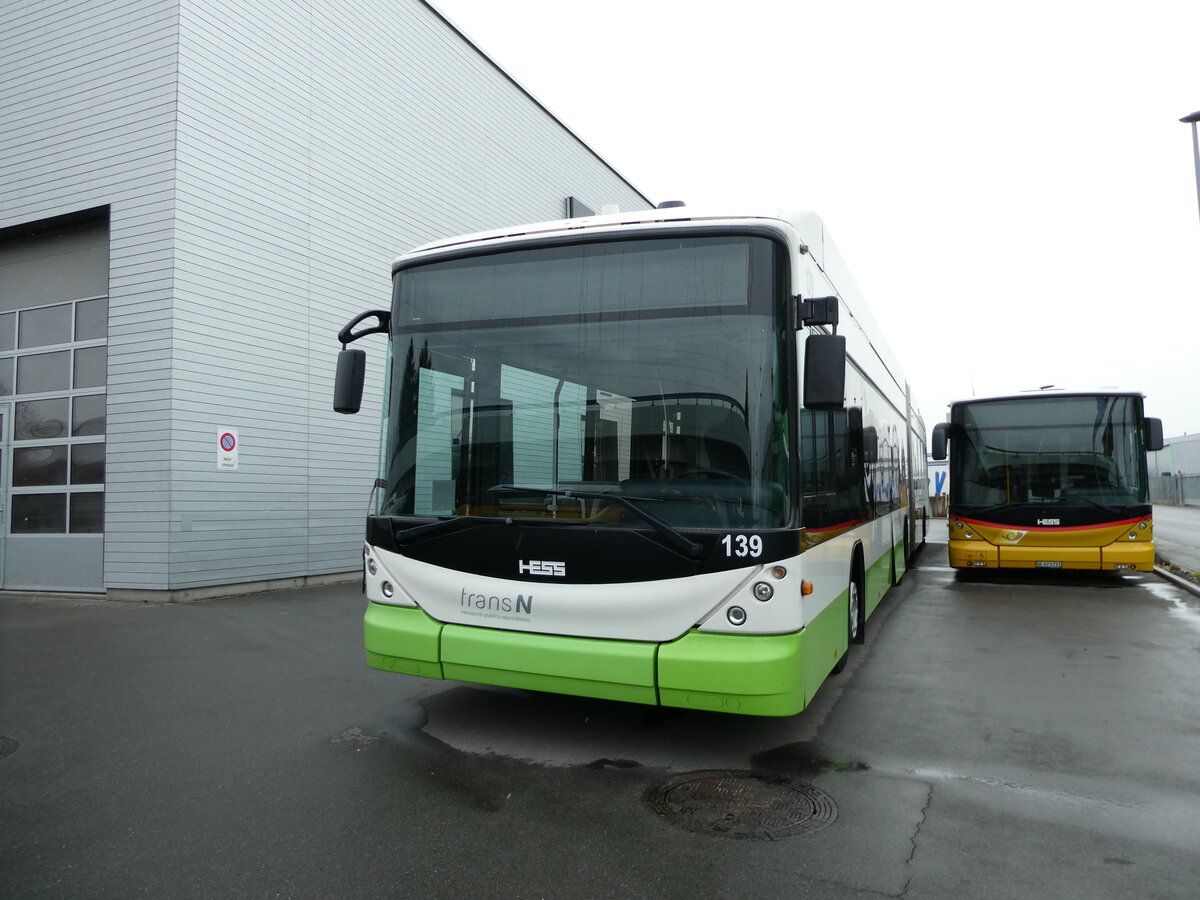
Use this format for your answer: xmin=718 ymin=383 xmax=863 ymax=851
xmin=431 ymin=0 xmax=1200 ymax=436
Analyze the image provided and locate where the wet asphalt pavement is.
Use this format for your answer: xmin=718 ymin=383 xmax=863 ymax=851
xmin=3 ymin=536 xmax=1199 ymax=899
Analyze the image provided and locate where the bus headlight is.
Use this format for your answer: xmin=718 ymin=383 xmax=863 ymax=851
xmin=753 ymin=582 xmax=774 ymax=602
xmin=727 ymin=606 xmax=747 ymax=626
xmin=381 ymin=581 xmax=395 ymax=599
xmin=367 ymin=558 xmax=378 ymax=576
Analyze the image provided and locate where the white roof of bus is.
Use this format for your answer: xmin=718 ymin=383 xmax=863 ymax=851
xmin=395 ymin=207 xmax=822 ymax=267
xmin=947 ymin=388 xmax=1147 ymax=407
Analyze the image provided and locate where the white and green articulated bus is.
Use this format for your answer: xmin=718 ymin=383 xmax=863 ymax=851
xmin=334 ymin=206 xmax=927 ymax=716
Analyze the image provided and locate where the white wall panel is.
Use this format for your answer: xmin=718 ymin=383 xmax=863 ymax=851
xmin=168 ymin=0 xmax=649 ymax=589
xmin=0 ymin=0 xmax=181 ymax=591
xmin=4 ymin=0 xmax=649 ymax=593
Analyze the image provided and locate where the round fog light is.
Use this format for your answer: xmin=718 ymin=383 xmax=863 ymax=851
xmin=381 ymin=581 xmax=394 ymax=599
xmin=753 ymin=582 xmax=774 ymax=602
xmin=727 ymin=606 xmax=747 ymax=626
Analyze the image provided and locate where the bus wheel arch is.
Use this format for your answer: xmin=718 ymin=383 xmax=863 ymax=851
xmin=832 ymin=548 xmax=866 ymax=675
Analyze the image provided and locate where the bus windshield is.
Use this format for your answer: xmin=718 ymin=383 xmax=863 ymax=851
xmin=377 ymin=234 xmax=791 ymax=530
xmin=950 ymin=395 xmax=1149 ymax=508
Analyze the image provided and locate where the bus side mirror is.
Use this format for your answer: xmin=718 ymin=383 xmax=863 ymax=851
xmin=931 ymin=422 xmax=949 ymax=460
xmin=334 ymin=348 xmax=367 ymax=414
xmin=1145 ymin=417 xmax=1164 ymax=452
xmin=803 ymin=333 xmax=846 ymax=410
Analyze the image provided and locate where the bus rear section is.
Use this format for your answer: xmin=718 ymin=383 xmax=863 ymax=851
xmin=932 ymin=391 xmax=1164 ymax=571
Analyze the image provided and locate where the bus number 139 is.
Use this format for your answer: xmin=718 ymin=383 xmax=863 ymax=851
xmin=722 ymin=534 xmax=763 ymax=558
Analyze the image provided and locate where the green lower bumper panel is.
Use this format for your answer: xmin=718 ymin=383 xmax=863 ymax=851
xmin=363 ymin=602 xmax=813 ymax=716
xmin=441 ymin=625 xmax=657 ymax=705
xmin=657 ymin=631 xmax=806 ymax=716
xmin=364 ymin=602 xmax=445 ymax=678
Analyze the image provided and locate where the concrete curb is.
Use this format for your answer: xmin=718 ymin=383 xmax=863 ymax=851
xmin=1154 ymin=565 xmax=1200 ymax=598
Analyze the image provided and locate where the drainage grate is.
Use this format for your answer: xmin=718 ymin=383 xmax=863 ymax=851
xmin=644 ymin=769 xmax=837 ymax=840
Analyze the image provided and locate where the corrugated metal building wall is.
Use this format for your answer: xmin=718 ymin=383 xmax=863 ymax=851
xmin=1149 ymin=433 xmax=1200 ymax=477
xmin=0 ymin=0 xmax=651 ymax=597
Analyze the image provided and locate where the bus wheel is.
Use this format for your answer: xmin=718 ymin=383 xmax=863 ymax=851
xmin=848 ymin=575 xmax=862 ymax=643
xmin=832 ymin=573 xmax=861 ymax=675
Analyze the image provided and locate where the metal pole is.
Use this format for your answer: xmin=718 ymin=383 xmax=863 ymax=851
xmin=1182 ymin=111 xmax=1200 ymax=227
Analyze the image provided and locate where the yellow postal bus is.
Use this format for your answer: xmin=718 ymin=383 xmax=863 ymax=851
xmin=932 ymin=389 xmax=1164 ymax=571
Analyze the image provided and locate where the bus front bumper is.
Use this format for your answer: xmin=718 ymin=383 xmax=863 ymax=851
xmin=948 ymin=540 xmax=1155 ymax=571
xmin=363 ymin=602 xmax=831 ymax=717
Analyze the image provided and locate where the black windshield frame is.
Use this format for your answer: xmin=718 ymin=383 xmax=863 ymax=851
xmin=947 ymin=394 xmax=1150 ymax=523
xmin=376 ymin=231 xmax=794 ymax=533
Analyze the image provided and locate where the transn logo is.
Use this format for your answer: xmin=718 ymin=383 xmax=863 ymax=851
xmin=1036 ymin=518 xmax=1061 ymax=526
xmin=519 ymin=559 xmax=566 ymax=577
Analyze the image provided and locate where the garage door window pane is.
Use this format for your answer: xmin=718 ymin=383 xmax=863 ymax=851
xmin=0 ymin=358 xmax=12 ymax=396
xmin=70 ymin=492 xmax=104 ymax=533
xmin=15 ymin=398 xmax=69 ymax=441
xmin=0 ymin=313 xmax=14 ymax=351
xmin=75 ymin=298 xmax=108 ymax=341
xmin=70 ymin=443 xmax=104 ymax=484
xmin=17 ymin=350 xmax=71 ymax=393
xmin=12 ymin=493 xmax=66 ymax=533
xmin=73 ymin=346 xmax=106 ymax=389
xmin=72 ymin=394 xmax=105 ymax=436
xmin=18 ymin=304 xmax=72 ymax=349
xmin=14 ymin=445 xmax=67 ymax=486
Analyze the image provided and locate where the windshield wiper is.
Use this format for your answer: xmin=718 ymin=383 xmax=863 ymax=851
xmin=394 ymin=516 xmax=495 ymax=545
xmin=495 ymin=485 xmax=704 ymax=559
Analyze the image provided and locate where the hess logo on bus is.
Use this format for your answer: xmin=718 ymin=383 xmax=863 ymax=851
xmin=519 ymin=559 xmax=566 ymax=577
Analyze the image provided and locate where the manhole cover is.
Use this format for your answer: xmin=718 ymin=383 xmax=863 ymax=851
xmin=644 ymin=769 xmax=837 ymax=840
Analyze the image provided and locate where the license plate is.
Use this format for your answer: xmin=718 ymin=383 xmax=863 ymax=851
xmin=1036 ymin=561 xmax=1062 ymax=569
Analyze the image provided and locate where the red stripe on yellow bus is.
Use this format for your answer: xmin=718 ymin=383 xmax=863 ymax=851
xmin=957 ymin=515 xmax=1150 ymax=534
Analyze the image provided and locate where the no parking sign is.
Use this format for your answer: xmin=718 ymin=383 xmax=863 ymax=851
xmin=217 ymin=428 xmax=239 ymax=471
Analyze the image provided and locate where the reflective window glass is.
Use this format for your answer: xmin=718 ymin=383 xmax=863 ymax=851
xmin=72 ymin=394 xmax=106 ymax=436
xmin=73 ymin=346 xmax=106 ymax=389
xmin=70 ymin=492 xmax=104 ymax=533
xmin=15 ymin=398 xmax=69 ymax=441
xmin=0 ymin=358 xmax=12 ymax=396
xmin=0 ymin=312 xmax=14 ymax=351
xmin=11 ymin=493 xmax=66 ymax=533
xmin=17 ymin=350 xmax=71 ymax=394
xmin=75 ymin=298 xmax=108 ymax=341
xmin=13 ymin=446 xmax=68 ymax=486
xmin=70 ymin=443 xmax=105 ymax=484
xmin=18 ymin=304 xmax=72 ymax=349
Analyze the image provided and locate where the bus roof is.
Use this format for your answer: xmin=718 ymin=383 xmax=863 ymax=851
xmin=392 ymin=206 xmax=915 ymax=419
xmin=394 ymin=207 xmax=828 ymax=270
xmin=947 ymin=388 xmax=1148 ymax=408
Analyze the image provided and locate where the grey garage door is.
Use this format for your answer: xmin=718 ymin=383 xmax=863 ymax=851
xmin=0 ymin=214 xmax=108 ymax=592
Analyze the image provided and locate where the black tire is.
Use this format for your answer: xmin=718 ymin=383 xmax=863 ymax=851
xmin=832 ymin=569 xmax=862 ymax=674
